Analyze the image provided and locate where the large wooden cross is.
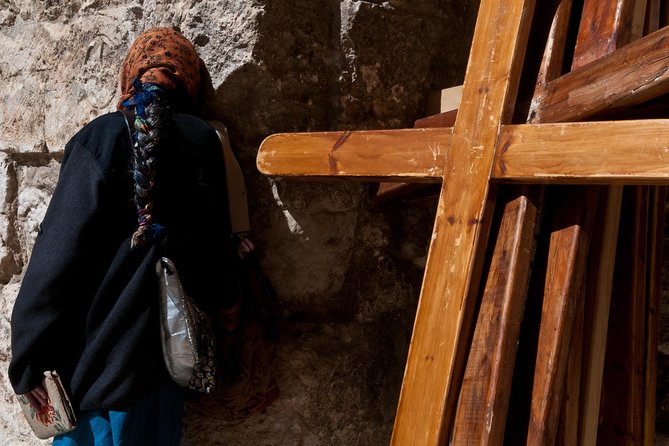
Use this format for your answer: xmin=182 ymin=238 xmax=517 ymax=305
xmin=256 ymin=0 xmax=668 ymax=444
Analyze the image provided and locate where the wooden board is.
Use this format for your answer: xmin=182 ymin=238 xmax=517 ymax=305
xmin=451 ymin=186 xmax=540 ymax=445
xmin=451 ymin=4 xmax=570 ymax=442
xmin=257 ymin=129 xmax=449 ymax=181
xmin=494 ymin=120 xmax=669 ymax=184
xmin=598 ymin=187 xmax=649 ymax=445
xmin=577 ymin=185 xmax=624 ymax=445
xmin=644 ymin=185 xmax=665 ymax=446
xmin=526 ymin=186 xmax=599 ymax=446
xmin=255 ymin=0 xmax=667 ymax=443
xmin=529 ymin=25 xmax=669 ymax=123
xmin=390 ymin=0 xmax=536 ymax=443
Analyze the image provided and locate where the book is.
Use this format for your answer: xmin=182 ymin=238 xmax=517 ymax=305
xmin=16 ymin=371 xmax=77 ymax=439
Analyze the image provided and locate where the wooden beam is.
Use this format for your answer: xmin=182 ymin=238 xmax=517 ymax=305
xmin=572 ymin=0 xmax=646 ymax=67
xmin=452 ymin=3 xmax=571 ymax=442
xmin=643 ymin=185 xmax=664 ymax=446
xmin=493 ymin=120 xmax=669 ymax=184
xmin=529 ymin=25 xmax=669 ymax=123
xmin=451 ymin=186 xmax=540 ymax=445
xmin=577 ymin=186 xmax=623 ymax=445
xmin=556 ymin=281 xmax=586 ymax=446
xmin=644 ymin=0 xmax=661 ymax=34
xmin=256 ymin=128 xmax=448 ymax=181
xmin=260 ymin=119 xmax=669 ymax=185
xmin=424 ymin=85 xmax=463 ymax=116
xmin=534 ymin=0 xmax=574 ymax=89
xmin=390 ymin=0 xmax=536 ymax=442
xmin=526 ymin=186 xmax=599 ymax=446
xmin=598 ymin=187 xmax=649 ymax=446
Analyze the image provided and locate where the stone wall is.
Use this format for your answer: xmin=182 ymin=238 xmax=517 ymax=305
xmin=0 ymin=1 xmax=477 ymax=444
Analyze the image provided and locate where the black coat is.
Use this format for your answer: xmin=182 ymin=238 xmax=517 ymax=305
xmin=9 ymin=111 xmax=235 ymax=411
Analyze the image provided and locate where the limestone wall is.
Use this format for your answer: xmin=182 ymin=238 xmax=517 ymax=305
xmin=0 ymin=1 xmax=477 ymax=444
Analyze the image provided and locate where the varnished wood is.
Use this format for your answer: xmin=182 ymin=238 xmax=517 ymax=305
xmin=645 ymin=0 xmax=661 ymax=34
xmin=259 ymin=119 xmax=669 ymax=185
xmin=526 ymin=187 xmax=599 ymax=446
xmin=452 ymin=4 xmax=571 ymax=442
xmin=373 ymin=104 xmax=457 ymax=203
xmin=257 ymin=129 xmax=449 ymax=181
xmin=573 ymin=0 xmax=644 ymax=66
xmin=413 ymin=109 xmax=458 ymax=129
xmin=529 ymin=25 xmax=669 ymax=123
xmin=494 ymin=120 xmax=669 ymax=184
xmin=643 ymin=185 xmax=664 ymax=446
xmin=255 ymin=0 xmax=667 ymax=442
xmin=451 ymin=186 xmax=540 ymax=445
xmin=566 ymin=4 xmax=644 ymax=443
xmin=575 ymin=185 xmax=623 ymax=444
xmin=556 ymin=282 xmax=586 ymax=446
xmin=534 ymin=0 xmax=574 ymax=89
xmin=391 ymin=0 xmax=536 ymax=442
xmin=598 ymin=188 xmax=649 ymax=446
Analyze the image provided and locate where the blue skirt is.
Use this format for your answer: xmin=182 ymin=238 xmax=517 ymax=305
xmin=53 ymin=380 xmax=185 ymax=446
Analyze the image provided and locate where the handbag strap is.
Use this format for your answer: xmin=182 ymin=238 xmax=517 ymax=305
xmin=208 ymin=120 xmax=251 ymax=236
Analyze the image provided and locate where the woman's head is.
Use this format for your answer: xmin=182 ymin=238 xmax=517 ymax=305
xmin=118 ymin=27 xmax=202 ymax=111
xmin=119 ymin=27 xmax=203 ymax=248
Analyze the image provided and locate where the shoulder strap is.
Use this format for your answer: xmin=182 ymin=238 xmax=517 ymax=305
xmin=208 ymin=120 xmax=251 ymax=235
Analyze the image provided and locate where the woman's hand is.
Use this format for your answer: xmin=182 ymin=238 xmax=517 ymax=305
xmin=237 ymin=236 xmax=255 ymax=259
xmin=25 ymin=385 xmax=48 ymax=411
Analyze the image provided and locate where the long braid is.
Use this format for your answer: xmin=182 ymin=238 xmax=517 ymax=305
xmin=122 ymin=79 xmax=170 ymax=248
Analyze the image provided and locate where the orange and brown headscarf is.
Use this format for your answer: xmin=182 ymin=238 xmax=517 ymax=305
xmin=118 ymin=27 xmax=202 ymax=110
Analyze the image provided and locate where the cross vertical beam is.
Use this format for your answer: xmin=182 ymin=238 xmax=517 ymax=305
xmin=390 ymin=0 xmax=536 ymax=443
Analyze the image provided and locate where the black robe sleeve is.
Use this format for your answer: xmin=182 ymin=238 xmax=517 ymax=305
xmin=9 ymin=140 xmax=110 ymax=394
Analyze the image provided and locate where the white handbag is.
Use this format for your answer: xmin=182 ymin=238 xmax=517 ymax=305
xmin=156 ymin=257 xmax=217 ymax=392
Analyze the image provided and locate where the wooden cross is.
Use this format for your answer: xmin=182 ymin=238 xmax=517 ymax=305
xmin=256 ymin=0 xmax=668 ymax=444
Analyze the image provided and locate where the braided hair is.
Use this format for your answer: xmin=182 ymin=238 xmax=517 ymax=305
xmin=117 ymin=28 xmax=203 ymax=248
xmin=122 ymin=78 xmax=170 ymax=249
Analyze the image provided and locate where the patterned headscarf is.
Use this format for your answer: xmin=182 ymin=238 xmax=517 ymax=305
xmin=118 ymin=27 xmax=202 ymax=110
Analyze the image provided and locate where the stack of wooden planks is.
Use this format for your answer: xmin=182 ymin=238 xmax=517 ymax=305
xmin=453 ymin=1 xmax=665 ymax=445
xmin=256 ymin=0 xmax=669 ymax=444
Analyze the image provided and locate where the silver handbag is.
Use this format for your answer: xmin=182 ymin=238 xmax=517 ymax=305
xmin=156 ymin=257 xmax=217 ymax=393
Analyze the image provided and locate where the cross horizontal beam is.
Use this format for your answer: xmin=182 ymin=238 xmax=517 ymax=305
xmin=258 ymin=120 xmax=669 ymax=185
xmin=256 ymin=128 xmax=449 ymax=181
xmin=494 ymin=120 xmax=669 ymax=184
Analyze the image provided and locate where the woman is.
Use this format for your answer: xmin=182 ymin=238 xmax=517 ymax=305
xmin=9 ymin=27 xmax=239 ymax=445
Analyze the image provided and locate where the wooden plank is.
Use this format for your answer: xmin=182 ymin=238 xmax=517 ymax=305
xmin=556 ymin=282 xmax=586 ymax=446
xmin=526 ymin=186 xmax=599 ymax=446
xmin=451 ymin=186 xmax=540 ymax=445
xmin=597 ymin=187 xmax=649 ymax=446
xmin=373 ymin=109 xmax=457 ymax=204
xmin=256 ymin=128 xmax=448 ymax=181
xmin=452 ymin=4 xmax=570 ymax=442
xmin=662 ymin=0 xmax=669 ymax=27
xmin=571 ymin=1 xmax=648 ymax=439
xmin=373 ymin=87 xmax=462 ymax=203
xmin=643 ymin=185 xmax=664 ymax=446
xmin=424 ymin=85 xmax=463 ymax=116
xmin=534 ymin=0 xmax=574 ymax=89
xmin=494 ymin=120 xmax=669 ymax=184
xmin=390 ymin=0 xmax=536 ymax=442
xmin=644 ymin=0 xmax=661 ymax=34
xmin=413 ymin=109 xmax=458 ymax=129
xmin=529 ymin=25 xmax=669 ymax=123
xmin=577 ymin=185 xmax=623 ymax=445
xmin=260 ymin=120 xmax=669 ymax=186
xmin=572 ymin=0 xmax=643 ymax=67
xmin=641 ymin=22 xmax=662 ymax=446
